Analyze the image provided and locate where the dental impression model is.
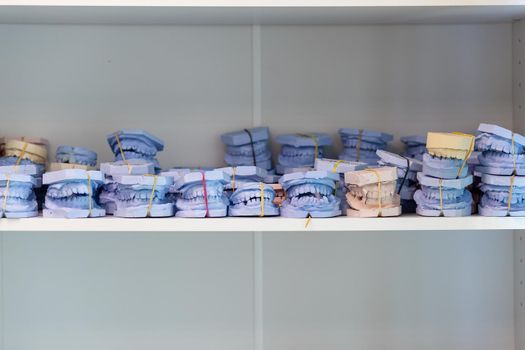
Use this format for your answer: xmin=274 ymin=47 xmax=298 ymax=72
xmin=423 ymin=132 xmax=475 ymax=179
xmin=221 ymin=127 xmax=273 ymax=170
xmin=276 ymin=133 xmax=332 ymax=174
xmin=111 ymin=174 xmax=173 ymax=217
xmin=229 ymin=182 xmax=279 ymax=216
xmin=48 ymin=145 xmax=98 ymax=171
xmin=0 ymin=173 xmax=38 ymax=218
xmin=173 ymin=170 xmax=230 ymax=217
xmin=279 ymin=170 xmax=341 ymax=217
xmin=401 ymin=135 xmax=427 ymax=160
xmin=107 ymin=130 xmax=164 ymax=172
xmin=478 ymin=173 xmax=525 ymax=216
xmin=414 ymin=173 xmax=473 ymax=216
xmin=377 ymin=150 xmax=422 ymax=213
xmin=344 ymin=167 xmax=401 ymax=217
xmin=217 ymin=166 xmax=267 ymax=196
xmin=475 ymin=123 xmax=525 ymax=175
xmin=43 ymin=169 xmax=105 ymax=218
xmin=338 ymin=129 xmax=393 ymax=165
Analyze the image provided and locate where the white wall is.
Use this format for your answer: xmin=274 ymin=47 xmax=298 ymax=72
xmin=0 ymin=23 xmax=516 ymax=350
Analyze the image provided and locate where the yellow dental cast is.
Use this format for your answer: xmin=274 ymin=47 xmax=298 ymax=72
xmin=47 ymin=163 xmax=95 ymax=171
xmin=426 ymin=132 xmax=474 ymax=159
xmin=4 ymin=139 xmax=48 ymax=164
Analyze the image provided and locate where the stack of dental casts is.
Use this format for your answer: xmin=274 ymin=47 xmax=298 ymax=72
xmin=43 ymin=169 xmax=105 ymax=218
xmin=401 ymin=135 xmax=427 ymax=160
xmin=221 ymin=127 xmax=273 ymax=171
xmin=377 ymin=150 xmax=422 ymax=213
xmin=414 ymin=132 xmax=474 ymax=216
xmin=474 ymin=123 xmax=525 ymax=216
xmin=275 ymin=133 xmax=332 ymax=174
xmin=107 ymin=129 xmax=164 ymax=172
xmin=344 ymin=167 xmax=401 ymax=217
xmin=48 ymin=145 xmax=97 ymax=171
xmin=0 ymin=138 xmax=48 ymax=183
xmin=0 ymin=173 xmax=38 ymax=218
xmin=338 ymin=128 xmax=393 ymax=165
xmin=173 ymin=170 xmax=230 ymax=217
xmin=279 ymin=170 xmax=341 ymax=217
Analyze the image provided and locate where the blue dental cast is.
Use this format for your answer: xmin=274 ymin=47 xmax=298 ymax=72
xmin=55 ymin=145 xmax=97 ymax=167
xmin=217 ymin=166 xmax=268 ymax=196
xmin=414 ymin=173 xmax=473 ymax=216
xmin=422 ymin=153 xmax=470 ymax=179
xmin=43 ymin=169 xmax=105 ymax=218
xmin=377 ymin=150 xmax=422 ymax=213
xmin=221 ymin=127 xmax=273 ymax=170
xmin=279 ymin=170 xmax=341 ymax=218
xmin=275 ymin=133 xmax=332 ymax=174
xmin=107 ymin=129 xmax=164 ymax=172
xmin=174 ymin=170 xmax=230 ymax=217
xmin=475 ymin=123 xmax=525 ymax=175
xmin=338 ymin=128 xmax=393 ymax=165
xmin=111 ymin=174 xmax=173 ymax=218
xmin=0 ymin=173 xmax=38 ymax=218
xmin=478 ymin=173 xmax=525 ymax=216
xmin=401 ymin=135 xmax=427 ymax=160
xmin=229 ymin=182 xmax=279 ymax=216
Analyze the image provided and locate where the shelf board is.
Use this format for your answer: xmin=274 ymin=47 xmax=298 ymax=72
xmin=0 ymin=2 xmax=524 ymax=25
xmin=0 ymin=214 xmax=523 ymax=232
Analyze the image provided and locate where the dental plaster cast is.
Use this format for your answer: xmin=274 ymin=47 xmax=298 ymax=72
xmin=228 ymin=182 xmax=279 ymax=216
xmin=279 ymin=170 xmax=341 ymax=218
xmin=111 ymin=174 xmax=173 ymax=218
xmin=414 ymin=173 xmax=473 ymax=217
xmin=276 ymin=133 xmax=332 ymax=174
xmin=0 ymin=173 xmax=38 ymax=218
xmin=401 ymin=135 xmax=427 ymax=160
xmin=107 ymin=129 xmax=164 ymax=172
xmin=478 ymin=173 xmax=525 ymax=216
xmin=344 ymin=166 xmax=401 ymax=217
xmin=338 ymin=128 xmax=393 ymax=165
xmin=422 ymin=132 xmax=475 ymax=179
xmin=377 ymin=150 xmax=422 ymax=213
xmin=4 ymin=139 xmax=48 ymax=164
xmin=221 ymin=127 xmax=273 ymax=170
xmin=55 ymin=145 xmax=97 ymax=166
xmin=43 ymin=169 xmax=105 ymax=218
xmin=174 ymin=170 xmax=230 ymax=217
xmin=217 ymin=166 xmax=268 ymax=196
xmin=99 ymin=160 xmax=156 ymax=215
xmin=475 ymin=123 xmax=525 ymax=175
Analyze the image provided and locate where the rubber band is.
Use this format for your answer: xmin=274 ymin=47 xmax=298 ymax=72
xmin=259 ymin=182 xmax=265 ymax=217
xmin=145 ymin=174 xmax=158 ymax=217
xmin=438 ymin=180 xmax=443 ymax=215
xmin=3 ymin=174 xmax=10 ymax=213
xmin=508 ymin=174 xmax=515 ymax=216
xmin=14 ymin=142 xmax=28 ymax=169
xmin=365 ymin=168 xmax=382 ymax=216
xmin=201 ymin=172 xmax=209 ymax=217
xmin=297 ymin=133 xmax=319 ymax=163
xmin=86 ymin=172 xmax=92 ymax=216
xmin=114 ymin=132 xmax=133 ymax=174
xmin=356 ymin=129 xmax=363 ymax=162
xmin=305 ymin=213 xmax=312 ymax=228
xmin=397 ymin=157 xmax=411 ymax=195
xmin=231 ymin=167 xmax=236 ymax=192
xmin=332 ymin=160 xmax=343 ymax=173
xmin=243 ymin=129 xmax=257 ymax=166
xmin=452 ymin=132 xmax=474 ymax=178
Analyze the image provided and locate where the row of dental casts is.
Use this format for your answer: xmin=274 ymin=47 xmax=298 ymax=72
xmin=0 ymin=122 xmax=522 ymax=218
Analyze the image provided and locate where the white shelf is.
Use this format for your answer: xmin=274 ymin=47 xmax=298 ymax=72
xmin=0 ymin=214 xmax=523 ymax=232
xmin=0 ymin=1 xmax=524 ymax=24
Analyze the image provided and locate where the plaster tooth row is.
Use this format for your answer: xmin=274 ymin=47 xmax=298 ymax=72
xmin=107 ymin=129 xmax=165 ymax=172
xmin=43 ymin=170 xmax=105 ymax=218
xmin=401 ymin=135 xmax=427 ymax=161
xmin=338 ymin=129 xmax=393 ymax=166
xmin=221 ymin=127 xmax=273 ymax=171
xmin=473 ymin=124 xmax=525 ymax=216
xmin=275 ymin=133 xmax=332 ymax=175
xmin=0 ymin=173 xmax=38 ymax=218
xmin=344 ymin=166 xmax=401 ymax=217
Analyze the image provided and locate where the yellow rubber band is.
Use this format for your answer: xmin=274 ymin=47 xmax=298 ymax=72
xmin=297 ymin=133 xmax=319 ymax=163
xmin=3 ymin=174 xmax=10 ymax=213
xmin=508 ymin=174 xmax=515 ymax=216
xmin=146 ymin=175 xmax=158 ymax=217
xmin=332 ymin=160 xmax=343 ymax=173
xmin=86 ymin=172 xmax=92 ymax=216
xmin=115 ymin=132 xmax=132 ymax=175
xmin=305 ymin=214 xmax=312 ymax=228
xmin=260 ymin=182 xmax=265 ymax=217
xmin=439 ymin=179 xmax=444 ymax=216
xmin=231 ymin=167 xmax=236 ymax=192
xmin=365 ymin=168 xmax=382 ymax=216
xmin=452 ymin=132 xmax=474 ymax=178
xmin=14 ymin=142 xmax=28 ymax=169
xmin=356 ymin=129 xmax=363 ymax=162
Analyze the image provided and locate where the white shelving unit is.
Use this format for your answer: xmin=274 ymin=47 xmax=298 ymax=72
xmin=0 ymin=2 xmax=524 ymax=350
